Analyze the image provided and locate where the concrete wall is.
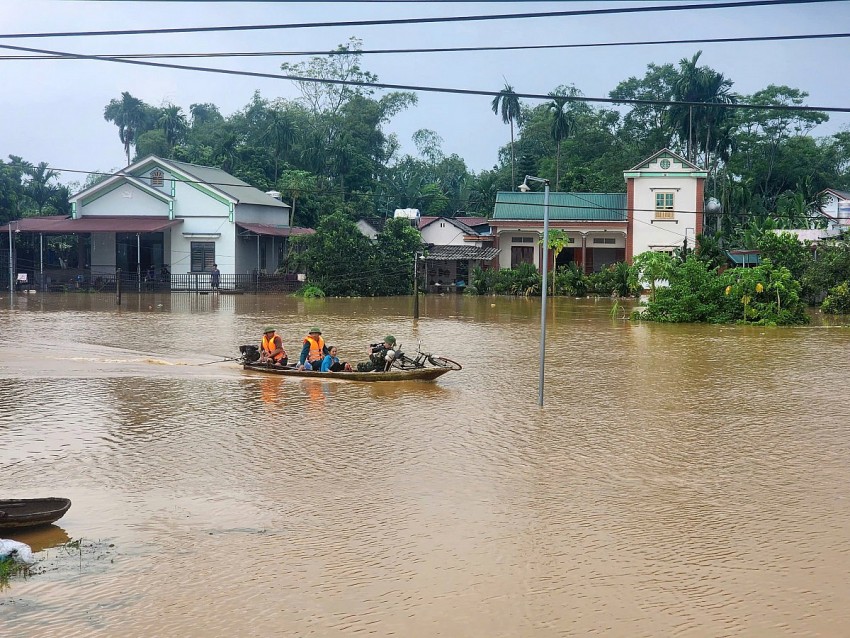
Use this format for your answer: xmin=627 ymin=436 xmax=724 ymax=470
xmin=79 ymin=185 xmax=169 ymax=217
xmin=235 ymin=203 xmax=290 ymax=227
xmin=631 ymin=176 xmax=699 ymax=257
xmin=90 ymin=232 xmax=116 ymax=275
xmin=421 ymin=220 xmax=469 ymax=246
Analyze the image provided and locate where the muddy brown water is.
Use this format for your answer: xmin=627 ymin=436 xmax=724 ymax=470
xmin=2 ymin=293 xmax=850 ymax=636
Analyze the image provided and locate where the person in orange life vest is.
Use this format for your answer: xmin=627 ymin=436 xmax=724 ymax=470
xmin=259 ymin=326 xmax=287 ymax=366
xmin=297 ymin=327 xmax=329 ymax=370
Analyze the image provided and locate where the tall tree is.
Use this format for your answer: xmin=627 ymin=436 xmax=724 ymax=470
xmin=158 ymin=104 xmax=189 ymax=148
xmin=103 ymin=92 xmax=150 ymax=165
xmin=24 ymin=162 xmax=59 ymax=214
xmin=491 ymin=83 xmax=521 ymax=189
xmin=547 ymin=90 xmax=576 ymax=190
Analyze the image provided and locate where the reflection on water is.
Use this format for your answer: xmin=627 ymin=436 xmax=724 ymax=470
xmin=3 ymin=525 xmax=71 ymax=553
xmin=2 ymin=294 xmax=850 ymax=636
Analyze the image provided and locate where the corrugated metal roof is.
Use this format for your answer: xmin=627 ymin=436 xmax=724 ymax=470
xmin=165 ymin=160 xmax=290 ymax=209
xmin=426 ymin=245 xmax=500 ymax=261
xmin=1 ymin=216 xmax=182 ymax=233
xmin=237 ymin=222 xmax=315 ymax=237
xmin=492 ymin=191 xmax=627 ymax=221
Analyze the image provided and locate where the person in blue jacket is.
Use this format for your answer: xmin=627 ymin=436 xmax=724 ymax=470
xmin=320 ymin=345 xmax=352 ymax=372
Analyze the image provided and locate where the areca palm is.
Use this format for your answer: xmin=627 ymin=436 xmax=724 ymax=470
xmin=491 ymin=83 xmax=521 ymax=189
xmin=548 ymin=93 xmax=575 ymax=190
xmin=669 ymin=51 xmax=737 ymax=169
xmin=103 ymin=92 xmax=147 ymax=165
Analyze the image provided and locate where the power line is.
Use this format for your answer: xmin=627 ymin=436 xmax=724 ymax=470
xmin=2 ymin=31 xmax=849 ymax=61
xmin=2 ymin=41 xmax=848 ymax=114
xmin=0 ymin=0 xmax=838 ymax=40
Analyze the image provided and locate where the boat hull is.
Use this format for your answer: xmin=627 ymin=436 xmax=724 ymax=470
xmin=242 ymin=363 xmax=451 ymax=382
xmin=0 ymin=498 xmax=72 ymax=529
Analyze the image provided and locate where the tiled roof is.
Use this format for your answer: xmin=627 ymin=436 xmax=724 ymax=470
xmin=425 ymin=245 xmax=500 ymax=261
xmin=492 ymin=191 xmax=627 ymax=221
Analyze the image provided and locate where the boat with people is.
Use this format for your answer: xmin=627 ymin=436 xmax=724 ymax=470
xmin=237 ymin=341 xmax=461 ymax=383
xmin=0 ymin=498 xmax=72 ymax=530
xmin=241 ymin=361 xmax=453 ymax=382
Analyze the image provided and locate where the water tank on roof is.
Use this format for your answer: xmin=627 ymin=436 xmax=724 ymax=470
xmin=838 ymin=201 xmax=850 ymax=225
xmin=394 ymin=208 xmax=420 ymax=219
xmin=266 ymin=190 xmax=282 ymax=201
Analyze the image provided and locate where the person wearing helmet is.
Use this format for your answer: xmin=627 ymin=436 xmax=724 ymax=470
xmin=297 ymin=327 xmax=329 ymax=370
xmin=259 ymin=326 xmax=287 ymax=366
xmin=357 ymin=335 xmax=397 ymax=372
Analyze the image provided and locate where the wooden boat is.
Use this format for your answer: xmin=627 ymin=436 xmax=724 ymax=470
xmin=0 ymin=498 xmax=72 ymax=530
xmin=242 ymin=362 xmax=451 ymax=382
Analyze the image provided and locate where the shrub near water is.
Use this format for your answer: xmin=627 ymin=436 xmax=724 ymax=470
xmin=821 ymin=282 xmax=850 ymax=314
xmin=635 ymin=256 xmax=809 ymax=325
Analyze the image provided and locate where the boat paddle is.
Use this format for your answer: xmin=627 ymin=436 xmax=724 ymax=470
xmin=196 ymin=355 xmax=242 ymax=366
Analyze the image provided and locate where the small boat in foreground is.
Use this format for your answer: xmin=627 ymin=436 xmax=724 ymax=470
xmin=242 ymin=362 xmax=451 ymax=382
xmin=0 ymin=498 xmax=72 ymax=530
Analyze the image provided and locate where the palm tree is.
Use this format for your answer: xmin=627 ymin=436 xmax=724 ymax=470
xmin=262 ymin=106 xmax=297 ymax=183
xmin=24 ymin=162 xmax=59 ymax=214
xmin=548 ymin=93 xmax=575 ymax=190
xmin=103 ymin=92 xmax=147 ymax=165
xmin=669 ymin=51 xmax=736 ymax=170
xmin=158 ymin=104 xmax=188 ymax=148
xmin=491 ymin=83 xmax=521 ymax=189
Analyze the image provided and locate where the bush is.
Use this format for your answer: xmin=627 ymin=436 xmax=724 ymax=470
xmin=636 ymin=256 xmax=809 ymax=325
xmin=552 ymin=262 xmax=588 ymax=296
xmin=295 ymin=284 xmax=325 ymax=299
xmin=822 ymin=281 xmax=850 ymax=314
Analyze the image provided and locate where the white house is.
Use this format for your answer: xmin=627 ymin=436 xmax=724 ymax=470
xmin=2 ymin=156 xmax=317 ymax=287
xmin=489 ymin=149 xmax=705 ymax=272
xmin=418 ymin=216 xmax=499 ymax=291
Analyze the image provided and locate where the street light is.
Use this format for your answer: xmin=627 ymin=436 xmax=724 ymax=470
xmin=519 ymin=175 xmax=550 ymax=407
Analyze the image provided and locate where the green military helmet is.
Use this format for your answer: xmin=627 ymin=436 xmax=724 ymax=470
xmin=384 ymin=335 xmax=396 ymax=345
xmin=309 ymin=327 xmax=322 ymax=334
xmin=263 ymin=326 xmax=276 ymax=334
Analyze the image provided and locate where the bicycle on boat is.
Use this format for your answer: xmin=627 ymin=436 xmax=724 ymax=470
xmin=389 ymin=341 xmax=462 ymax=371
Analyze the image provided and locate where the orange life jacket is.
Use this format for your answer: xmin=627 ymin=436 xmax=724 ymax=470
xmin=304 ymin=335 xmax=325 ymax=362
xmin=262 ymin=333 xmax=286 ymax=362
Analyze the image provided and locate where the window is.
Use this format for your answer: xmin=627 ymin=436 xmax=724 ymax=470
xmin=655 ymin=192 xmax=675 ymax=219
xmin=191 ymin=242 xmax=215 ymax=272
xmin=592 ymin=237 xmax=616 ymax=245
xmin=511 ymin=236 xmax=534 ymax=244
xmin=150 ymin=170 xmax=165 ymax=188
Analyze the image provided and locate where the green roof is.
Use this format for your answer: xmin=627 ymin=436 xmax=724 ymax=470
xmin=492 ymin=191 xmax=627 ymax=221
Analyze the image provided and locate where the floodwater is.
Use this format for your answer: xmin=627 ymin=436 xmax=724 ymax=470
xmin=2 ymin=292 xmax=850 ymax=637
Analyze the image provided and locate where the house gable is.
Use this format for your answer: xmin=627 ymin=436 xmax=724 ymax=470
xmin=624 ymin=148 xmax=707 ymax=178
xmin=72 ymin=175 xmax=172 ymax=218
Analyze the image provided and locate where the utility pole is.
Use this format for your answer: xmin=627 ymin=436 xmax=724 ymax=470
xmin=413 ymin=250 xmax=420 ymax=319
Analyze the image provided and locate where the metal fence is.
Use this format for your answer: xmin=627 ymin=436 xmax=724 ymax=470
xmin=8 ymin=271 xmax=305 ymax=295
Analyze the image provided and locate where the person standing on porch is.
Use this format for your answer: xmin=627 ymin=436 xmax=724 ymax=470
xmin=210 ymin=264 xmax=221 ymax=291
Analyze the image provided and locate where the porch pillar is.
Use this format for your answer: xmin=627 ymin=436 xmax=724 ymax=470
xmin=39 ymin=233 xmax=43 ymax=289
xmin=581 ymin=233 xmax=588 ymax=274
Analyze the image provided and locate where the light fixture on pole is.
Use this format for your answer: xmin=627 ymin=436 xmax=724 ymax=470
xmin=519 ymin=175 xmax=550 ymax=407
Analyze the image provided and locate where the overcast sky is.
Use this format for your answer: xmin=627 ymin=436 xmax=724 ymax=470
xmin=1 ymin=0 xmax=849 ymax=189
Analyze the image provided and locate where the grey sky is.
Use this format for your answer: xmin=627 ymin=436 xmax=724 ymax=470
xmin=1 ymin=0 xmax=849 ymax=188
